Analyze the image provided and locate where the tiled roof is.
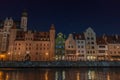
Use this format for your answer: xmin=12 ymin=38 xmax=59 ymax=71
xmin=15 ymin=31 xmax=50 ymax=41
xmin=106 ymin=35 xmax=120 ymax=43
xmin=96 ymin=36 xmax=107 ymax=45
xmin=74 ymin=33 xmax=85 ymax=40
xmin=33 ymin=32 xmax=50 ymax=41
xmin=16 ymin=31 xmax=25 ymax=40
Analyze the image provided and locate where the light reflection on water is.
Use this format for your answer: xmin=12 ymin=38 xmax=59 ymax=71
xmin=0 ymin=68 xmax=119 ymax=80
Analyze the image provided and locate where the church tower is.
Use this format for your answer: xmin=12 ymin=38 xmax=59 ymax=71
xmin=49 ymin=24 xmax=55 ymax=61
xmin=20 ymin=10 xmax=28 ymax=31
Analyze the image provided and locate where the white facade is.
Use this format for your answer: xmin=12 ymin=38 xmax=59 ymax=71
xmin=20 ymin=11 xmax=28 ymax=31
xmin=84 ymin=27 xmax=97 ymax=61
xmin=97 ymin=44 xmax=108 ymax=60
xmin=76 ymin=40 xmax=86 ymax=60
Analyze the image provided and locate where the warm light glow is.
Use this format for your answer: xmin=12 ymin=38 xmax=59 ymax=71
xmin=107 ymin=73 xmax=110 ymax=80
xmin=45 ymin=71 xmax=48 ymax=80
xmin=0 ymin=55 xmax=5 ymax=58
xmin=55 ymin=71 xmax=58 ymax=80
xmin=88 ymin=70 xmax=95 ymax=80
xmin=77 ymin=72 xmax=80 ymax=80
xmin=8 ymin=52 xmax=10 ymax=55
xmin=0 ymin=71 xmax=3 ymax=79
xmin=45 ymin=52 xmax=48 ymax=56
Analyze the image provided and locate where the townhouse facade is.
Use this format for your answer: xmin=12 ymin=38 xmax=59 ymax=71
xmin=0 ymin=11 xmax=119 ymax=61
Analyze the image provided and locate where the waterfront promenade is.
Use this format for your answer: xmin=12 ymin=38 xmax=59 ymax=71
xmin=0 ymin=61 xmax=120 ymax=68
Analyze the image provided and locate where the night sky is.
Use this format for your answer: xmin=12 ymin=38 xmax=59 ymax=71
xmin=1 ymin=0 xmax=120 ymax=35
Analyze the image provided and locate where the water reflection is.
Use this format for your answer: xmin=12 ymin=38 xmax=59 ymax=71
xmin=0 ymin=68 xmax=119 ymax=80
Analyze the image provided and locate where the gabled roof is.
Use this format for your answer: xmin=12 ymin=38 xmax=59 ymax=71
xmin=74 ymin=33 xmax=85 ymax=40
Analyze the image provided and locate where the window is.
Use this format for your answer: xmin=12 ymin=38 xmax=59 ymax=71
xmin=118 ymin=51 xmax=120 ymax=54
xmin=91 ymin=42 xmax=94 ymax=44
xmin=81 ymin=41 xmax=83 ymax=43
xmin=36 ymin=47 xmax=38 ymax=50
xmin=91 ymin=37 xmax=94 ymax=40
xmin=29 ymin=43 xmax=31 ymax=46
xmin=78 ymin=50 xmax=80 ymax=53
xmin=68 ymin=46 xmax=70 ymax=48
xmin=99 ymin=50 xmax=105 ymax=53
xmin=36 ymin=52 xmax=38 ymax=55
xmin=78 ymin=45 xmax=80 ymax=48
xmin=99 ymin=45 xmax=105 ymax=48
xmin=81 ymin=51 xmax=84 ymax=53
xmin=87 ymin=37 xmax=89 ymax=40
xmin=71 ymin=46 xmax=73 ymax=48
xmin=81 ymin=46 xmax=84 ymax=48
xmin=90 ymin=51 xmax=92 ymax=53
xmin=91 ymin=46 xmax=94 ymax=49
xmin=87 ymin=51 xmax=89 ymax=54
xmin=77 ymin=41 xmax=80 ymax=43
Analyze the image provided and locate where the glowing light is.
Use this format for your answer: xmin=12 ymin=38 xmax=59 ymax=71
xmin=8 ymin=52 xmax=10 ymax=55
xmin=45 ymin=52 xmax=48 ymax=56
xmin=0 ymin=55 xmax=5 ymax=58
xmin=45 ymin=71 xmax=48 ymax=80
xmin=77 ymin=72 xmax=80 ymax=80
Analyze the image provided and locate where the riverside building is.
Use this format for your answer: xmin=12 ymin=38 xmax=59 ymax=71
xmin=0 ymin=11 xmax=119 ymax=61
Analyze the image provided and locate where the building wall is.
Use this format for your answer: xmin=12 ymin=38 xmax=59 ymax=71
xmin=107 ymin=44 xmax=120 ymax=61
xmin=84 ymin=27 xmax=97 ymax=61
xmin=55 ymin=32 xmax=65 ymax=60
xmin=9 ymin=25 xmax=55 ymax=61
xmin=76 ymin=40 xmax=86 ymax=61
xmin=65 ymin=34 xmax=76 ymax=61
xmin=97 ymin=44 xmax=108 ymax=60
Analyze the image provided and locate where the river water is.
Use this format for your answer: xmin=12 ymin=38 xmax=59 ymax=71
xmin=0 ymin=68 xmax=119 ymax=80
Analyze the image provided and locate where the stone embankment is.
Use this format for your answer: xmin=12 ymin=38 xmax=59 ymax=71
xmin=0 ymin=61 xmax=120 ymax=68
